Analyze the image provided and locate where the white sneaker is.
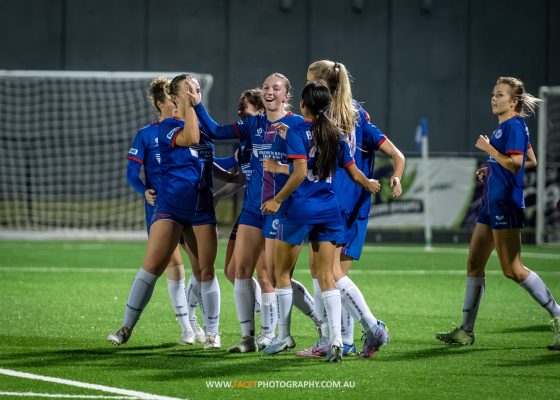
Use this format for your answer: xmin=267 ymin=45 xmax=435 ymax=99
xmin=204 ymin=333 xmax=221 ymax=349
xmin=263 ymin=335 xmax=296 ymax=355
xmin=107 ymin=326 xmax=132 ymax=346
xmin=256 ymin=334 xmax=273 ymax=351
xmin=178 ymin=329 xmax=195 ymax=345
xmin=325 ymin=339 xmax=343 ymax=363
xmin=228 ymin=336 xmax=257 ymax=353
xmin=191 ymin=322 xmax=206 ymax=343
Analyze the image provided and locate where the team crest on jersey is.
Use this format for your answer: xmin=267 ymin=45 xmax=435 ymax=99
xmin=494 ymin=129 xmax=502 ymax=139
xmin=155 ymin=138 xmax=158 ymax=144
xmin=129 ymin=148 xmax=138 ymax=155
xmin=255 ymin=128 xmax=263 ymax=137
xmin=272 ymin=219 xmax=280 ymax=231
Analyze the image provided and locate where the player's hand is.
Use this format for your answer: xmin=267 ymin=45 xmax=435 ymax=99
xmin=145 ymin=189 xmax=157 ymax=206
xmin=263 ymin=158 xmax=279 ymax=173
xmin=185 ymin=77 xmax=201 ymax=106
xmin=390 ymin=176 xmax=402 ymax=197
xmin=367 ymin=179 xmax=380 ymax=194
xmin=476 ymin=166 xmax=488 ymax=182
xmin=475 ymin=135 xmax=491 ymax=153
xmin=271 ymin=122 xmax=289 ymax=140
xmin=261 ymin=198 xmax=281 ymax=214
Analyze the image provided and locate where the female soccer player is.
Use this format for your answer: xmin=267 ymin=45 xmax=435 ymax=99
xmin=298 ymin=60 xmax=404 ymax=358
xmin=213 ymin=88 xmax=265 ymax=328
xmin=436 ymin=77 xmax=560 ymax=351
xmin=108 ymin=74 xmax=221 ymax=349
xmin=125 ymin=77 xmax=199 ymax=345
xmin=189 ymin=73 xmax=319 ymax=353
xmin=260 ymin=81 xmax=381 ymax=362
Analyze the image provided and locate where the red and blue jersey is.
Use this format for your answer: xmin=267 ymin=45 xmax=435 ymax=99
xmin=333 ymin=101 xmax=386 ymax=218
xmin=284 ymin=121 xmax=355 ymax=224
xmin=157 ymin=117 xmax=215 ymax=217
xmin=484 ymin=116 xmax=529 ymax=208
xmin=127 ymin=122 xmax=162 ymax=193
xmin=194 ymin=102 xmax=303 ymax=214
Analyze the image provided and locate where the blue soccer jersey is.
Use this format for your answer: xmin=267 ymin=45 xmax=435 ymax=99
xmin=484 ymin=116 xmax=529 ymax=208
xmin=194 ymin=102 xmax=303 ymax=214
xmin=127 ymin=122 xmax=162 ymax=193
xmin=283 ymin=121 xmax=355 ymax=224
xmin=333 ymin=102 xmax=386 ymax=218
xmin=157 ymin=117 xmax=215 ymax=218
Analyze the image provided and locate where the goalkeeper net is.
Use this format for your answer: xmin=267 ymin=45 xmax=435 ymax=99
xmin=0 ymin=70 xmax=213 ymax=239
xmin=536 ymin=86 xmax=560 ymax=245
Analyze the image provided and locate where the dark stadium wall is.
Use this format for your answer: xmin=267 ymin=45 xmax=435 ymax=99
xmin=1 ymin=0 xmax=558 ymax=153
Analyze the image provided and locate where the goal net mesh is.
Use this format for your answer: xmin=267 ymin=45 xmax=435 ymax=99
xmin=0 ymin=71 xmax=213 ymax=239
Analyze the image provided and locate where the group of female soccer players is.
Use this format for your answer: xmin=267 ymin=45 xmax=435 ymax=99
xmin=108 ymin=60 xmax=560 ymax=361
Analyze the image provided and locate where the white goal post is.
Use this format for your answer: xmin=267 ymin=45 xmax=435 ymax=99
xmin=536 ymin=85 xmax=560 ymax=245
xmin=0 ymin=70 xmax=213 ymax=240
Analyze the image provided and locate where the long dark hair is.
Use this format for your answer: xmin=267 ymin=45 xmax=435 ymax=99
xmin=301 ymin=81 xmax=341 ymax=181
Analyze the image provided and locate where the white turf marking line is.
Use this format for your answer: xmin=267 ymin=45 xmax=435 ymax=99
xmin=362 ymin=246 xmax=560 ymax=260
xmin=0 ymin=266 xmax=559 ymax=277
xmin=0 ymin=369 xmax=185 ymax=400
xmin=0 ymin=267 xmax=138 ymax=273
xmin=0 ymin=392 xmax=138 ymax=399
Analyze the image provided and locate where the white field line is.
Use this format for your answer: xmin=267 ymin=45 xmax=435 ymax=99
xmin=0 ymin=369 xmax=185 ymax=400
xmin=0 ymin=266 xmax=559 ymax=276
xmin=0 ymin=392 xmax=138 ymax=398
xmin=361 ymin=246 xmax=560 ymax=260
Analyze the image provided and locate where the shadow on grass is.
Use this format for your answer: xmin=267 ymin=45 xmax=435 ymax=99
xmin=0 ymin=335 xmax=333 ymax=381
xmin=495 ymin=324 xmax=550 ymax=334
xmin=381 ymin=343 xmax=489 ymax=362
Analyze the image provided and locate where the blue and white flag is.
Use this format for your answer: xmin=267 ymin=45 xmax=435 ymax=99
xmin=415 ymin=118 xmax=429 ymax=151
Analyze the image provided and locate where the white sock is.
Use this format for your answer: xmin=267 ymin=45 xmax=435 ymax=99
xmin=252 ymin=277 xmax=262 ymax=313
xmin=520 ymin=271 xmax=560 ymax=317
xmin=462 ymin=277 xmax=485 ymax=332
xmin=234 ymin=278 xmax=255 ymax=337
xmin=336 ymin=276 xmax=378 ymax=333
xmin=276 ymin=287 xmax=293 ymax=339
xmin=291 ymin=279 xmax=319 ymax=323
xmin=186 ymin=275 xmax=200 ymax=326
xmin=260 ymin=292 xmax=277 ymax=338
xmin=341 ymin=306 xmax=354 ymax=345
xmin=167 ymin=278 xmax=192 ymax=333
xmin=313 ymin=278 xmax=329 ymax=341
xmin=123 ymin=268 xmax=158 ymax=329
xmin=322 ymin=289 xmax=342 ymax=345
xmin=200 ymin=276 xmax=220 ymax=334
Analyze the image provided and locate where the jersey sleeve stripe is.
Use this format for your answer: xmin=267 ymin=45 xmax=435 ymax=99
xmin=505 ymin=149 xmax=524 ymax=155
xmin=288 ymin=154 xmax=307 ymax=160
xmin=171 ymin=128 xmax=183 ymax=148
xmin=231 ymin=123 xmax=242 ymax=140
xmin=343 ymin=160 xmax=356 ymax=168
xmin=376 ymin=136 xmax=387 ymax=150
xmin=127 ymin=155 xmax=143 ymax=164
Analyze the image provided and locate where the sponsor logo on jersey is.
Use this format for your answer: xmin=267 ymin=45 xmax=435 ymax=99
xmin=129 ymin=148 xmax=138 ymax=155
xmin=495 ymin=215 xmax=504 ymax=221
xmin=167 ymin=127 xmax=180 ymax=140
xmin=494 ymin=129 xmax=502 ymax=139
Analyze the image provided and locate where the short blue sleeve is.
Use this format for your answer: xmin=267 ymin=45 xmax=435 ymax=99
xmin=504 ymin=119 xmax=527 ymax=155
